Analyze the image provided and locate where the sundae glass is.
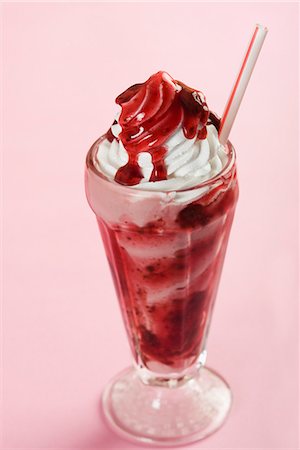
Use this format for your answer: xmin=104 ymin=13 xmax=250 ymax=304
xmin=85 ymin=25 xmax=267 ymax=446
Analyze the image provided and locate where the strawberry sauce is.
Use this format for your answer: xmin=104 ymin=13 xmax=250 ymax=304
xmin=106 ymin=71 xmax=210 ymax=186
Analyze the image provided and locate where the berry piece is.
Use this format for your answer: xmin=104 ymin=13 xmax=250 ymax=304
xmin=177 ymin=204 xmax=211 ymax=228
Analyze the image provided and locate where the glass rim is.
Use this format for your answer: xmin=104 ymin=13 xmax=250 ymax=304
xmin=86 ymin=135 xmax=236 ymax=194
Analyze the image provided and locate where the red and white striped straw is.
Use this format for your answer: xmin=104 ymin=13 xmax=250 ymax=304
xmin=219 ymin=24 xmax=268 ymax=145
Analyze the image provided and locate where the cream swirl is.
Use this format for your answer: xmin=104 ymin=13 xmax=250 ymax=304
xmin=96 ymin=120 xmax=228 ymax=192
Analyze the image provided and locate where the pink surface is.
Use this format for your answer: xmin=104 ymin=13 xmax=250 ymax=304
xmin=1 ymin=2 xmax=298 ymax=449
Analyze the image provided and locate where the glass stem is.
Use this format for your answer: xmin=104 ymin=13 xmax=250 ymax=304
xmin=134 ymin=349 xmax=208 ymax=388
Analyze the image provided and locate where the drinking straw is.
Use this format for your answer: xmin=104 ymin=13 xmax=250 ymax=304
xmin=218 ymin=24 xmax=268 ymax=145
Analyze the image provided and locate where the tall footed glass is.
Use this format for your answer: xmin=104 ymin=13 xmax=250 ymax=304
xmin=85 ymin=136 xmax=238 ymax=446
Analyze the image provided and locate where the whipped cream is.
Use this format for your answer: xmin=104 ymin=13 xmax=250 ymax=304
xmin=96 ymin=118 xmax=228 ymax=192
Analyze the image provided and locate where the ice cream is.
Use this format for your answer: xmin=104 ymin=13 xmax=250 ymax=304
xmin=85 ymin=70 xmax=238 ymax=374
xmin=96 ymin=71 xmax=228 ymax=191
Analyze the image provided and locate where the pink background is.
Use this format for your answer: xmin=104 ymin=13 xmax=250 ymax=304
xmin=1 ymin=2 xmax=299 ymax=449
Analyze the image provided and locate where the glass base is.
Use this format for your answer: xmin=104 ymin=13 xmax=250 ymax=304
xmin=102 ymin=366 xmax=232 ymax=446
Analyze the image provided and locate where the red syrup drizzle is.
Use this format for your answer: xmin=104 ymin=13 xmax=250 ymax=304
xmin=105 ymin=71 xmax=212 ymax=186
xmin=207 ymin=111 xmax=220 ymax=131
xmin=105 ymin=122 xmax=116 ymax=143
